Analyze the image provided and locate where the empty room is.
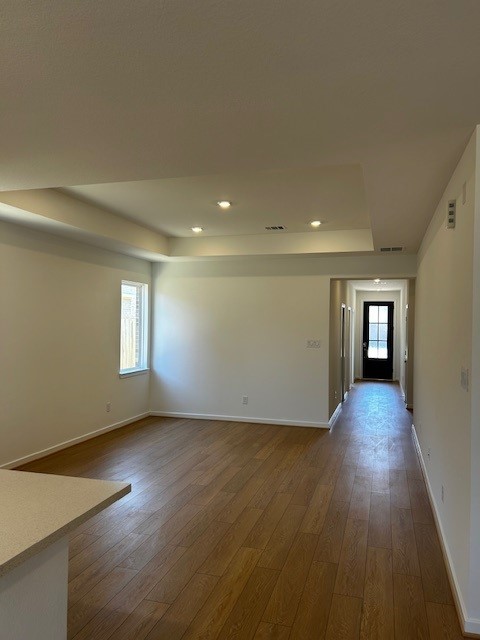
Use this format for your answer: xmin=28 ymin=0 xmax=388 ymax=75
xmin=1 ymin=2 xmax=479 ymax=639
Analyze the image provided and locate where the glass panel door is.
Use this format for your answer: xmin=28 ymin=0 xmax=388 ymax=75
xmin=363 ymin=301 xmax=394 ymax=379
xmin=367 ymin=305 xmax=389 ymax=359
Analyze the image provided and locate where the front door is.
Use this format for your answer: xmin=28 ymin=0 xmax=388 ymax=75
xmin=363 ymin=301 xmax=394 ymax=379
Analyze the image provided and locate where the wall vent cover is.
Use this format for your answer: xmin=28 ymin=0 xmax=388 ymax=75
xmin=380 ymin=246 xmax=404 ymax=252
xmin=265 ymin=225 xmax=286 ymax=231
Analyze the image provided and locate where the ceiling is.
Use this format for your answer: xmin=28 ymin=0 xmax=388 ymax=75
xmin=1 ymin=1 xmax=480 ymax=253
xmin=351 ymin=279 xmax=407 ymax=292
xmin=63 ymin=165 xmax=369 ymax=238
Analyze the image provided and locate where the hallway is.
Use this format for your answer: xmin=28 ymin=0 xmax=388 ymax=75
xmin=22 ymin=382 xmax=463 ymax=639
xmin=327 ymin=382 xmax=461 ymax=639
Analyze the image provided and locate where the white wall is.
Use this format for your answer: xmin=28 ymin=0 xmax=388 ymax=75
xmin=0 ymin=188 xmax=168 ymax=258
xmin=150 ymin=254 xmax=416 ymax=427
xmin=329 ymin=279 xmax=348 ymax=417
xmin=470 ymin=127 xmax=480 ymax=624
xmin=345 ymin=283 xmax=355 ymax=393
xmin=403 ymin=279 xmax=416 ymax=408
xmin=169 ymin=228 xmax=373 ymax=257
xmin=152 ymin=270 xmax=331 ymax=426
xmin=0 ymin=220 xmax=151 ymax=467
xmin=353 ymin=289 xmax=403 ymax=381
xmin=414 ymin=128 xmax=479 ymax=631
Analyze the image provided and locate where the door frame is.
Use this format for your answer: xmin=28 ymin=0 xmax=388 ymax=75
xmin=340 ymin=303 xmax=346 ymax=401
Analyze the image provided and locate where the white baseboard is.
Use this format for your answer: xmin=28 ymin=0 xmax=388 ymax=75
xmin=1 ymin=413 xmax=151 ymax=470
xmin=329 ymin=402 xmax=342 ymax=428
xmin=412 ymin=425 xmax=480 ymax=637
xmin=150 ymin=411 xmax=330 ymax=430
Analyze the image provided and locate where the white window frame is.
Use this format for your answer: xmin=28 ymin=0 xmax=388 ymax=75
xmin=119 ymin=280 xmax=149 ymax=377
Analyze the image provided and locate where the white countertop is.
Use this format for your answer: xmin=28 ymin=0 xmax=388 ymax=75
xmin=0 ymin=470 xmax=130 ymax=576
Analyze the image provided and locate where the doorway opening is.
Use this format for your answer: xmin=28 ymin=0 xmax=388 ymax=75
xmin=329 ymin=277 xmax=415 ymax=420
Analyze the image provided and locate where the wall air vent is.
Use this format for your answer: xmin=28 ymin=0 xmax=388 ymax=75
xmin=380 ymin=246 xmax=404 ymax=252
xmin=265 ymin=225 xmax=287 ymax=231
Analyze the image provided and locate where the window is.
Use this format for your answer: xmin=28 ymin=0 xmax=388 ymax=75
xmin=120 ymin=281 xmax=148 ymax=375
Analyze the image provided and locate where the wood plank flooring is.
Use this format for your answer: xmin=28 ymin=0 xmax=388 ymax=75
xmin=20 ymin=382 xmax=464 ymax=639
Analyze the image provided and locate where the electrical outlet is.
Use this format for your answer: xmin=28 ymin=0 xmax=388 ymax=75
xmin=441 ymin=485 xmax=445 ymax=503
xmin=106 ymin=401 xmax=111 ymax=413
xmin=242 ymin=396 xmax=248 ymax=405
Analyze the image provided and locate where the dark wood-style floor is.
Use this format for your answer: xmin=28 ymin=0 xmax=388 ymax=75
xmin=20 ymin=382 xmax=464 ymax=639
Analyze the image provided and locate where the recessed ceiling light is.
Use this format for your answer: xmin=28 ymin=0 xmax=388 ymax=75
xmin=310 ymin=220 xmax=322 ymax=227
xmin=217 ymin=200 xmax=231 ymax=209
xmin=191 ymin=226 xmax=203 ymax=233
xmin=374 ymin=278 xmax=381 ymax=283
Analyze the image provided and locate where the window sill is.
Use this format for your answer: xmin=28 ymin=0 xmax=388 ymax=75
xmin=119 ymin=368 xmax=150 ymax=379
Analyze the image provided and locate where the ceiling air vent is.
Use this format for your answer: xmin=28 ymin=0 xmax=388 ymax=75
xmin=380 ymin=246 xmax=404 ymax=252
xmin=265 ymin=225 xmax=287 ymax=231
